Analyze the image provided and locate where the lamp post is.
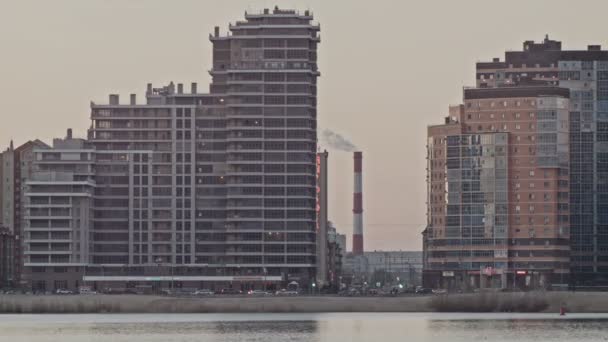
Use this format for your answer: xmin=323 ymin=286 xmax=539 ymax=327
xmin=155 ymin=257 xmax=163 ymax=293
xmin=263 ymin=267 xmax=268 ymax=293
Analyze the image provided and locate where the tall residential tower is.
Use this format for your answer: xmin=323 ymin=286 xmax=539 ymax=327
xmin=475 ymin=37 xmax=608 ymax=285
xmin=425 ymin=87 xmax=570 ymax=289
xmin=24 ymin=7 xmax=324 ymax=292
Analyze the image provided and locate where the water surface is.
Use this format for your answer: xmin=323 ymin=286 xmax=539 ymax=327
xmin=1 ymin=313 xmax=607 ymax=342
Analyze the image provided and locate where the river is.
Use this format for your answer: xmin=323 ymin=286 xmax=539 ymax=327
xmin=1 ymin=313 xmax=607 ymax=341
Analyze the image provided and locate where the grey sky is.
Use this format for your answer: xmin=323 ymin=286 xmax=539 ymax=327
xmin=1 ymin=0 xmax=606 ymax=251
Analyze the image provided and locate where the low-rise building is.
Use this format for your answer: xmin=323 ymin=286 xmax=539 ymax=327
xmin=343 ymin=251 xmax=422 ymax=287
xmin=326 ymin=222 xmax=343 ymax=290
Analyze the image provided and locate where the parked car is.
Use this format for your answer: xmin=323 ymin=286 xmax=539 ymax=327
xmin=55 ymin=289 xmax=74 ymax=295
xmin=78 ymin=288 xmax=98 ymax=295
xmin=78 ymin=286 xmax=97 ymax=295
xmin=218 ymin=288 xmax=242 ymax=295
xmin=194 ymin=289 xmax=215 ymax=296
xmin=247 ymin=290 xmax=271 ymax=296
xmin=275 ymin=289 xmax=298 ymax=296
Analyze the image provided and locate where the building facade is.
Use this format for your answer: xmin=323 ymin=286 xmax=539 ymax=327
xmin=475 ymin=37 xmax=608 ymax=285
xmin=343 ymin=251 xmax=422 ymax=287
xmin=326 ymin=221 xmax=343 ymax=290
xmin=44 ymin=7 xmax=324 ymax=292
xmin=0 ymin=227 xmax=15 ymax=288
xmin=316 ymin=150 xmax=328 ymax=286
xmin=1 ymin=140 xmax=49 ymax=287
xmin=22 ymin=132 xmax=95 ymax=292
xmin=425 ymin=86 xmax=570 ymax=290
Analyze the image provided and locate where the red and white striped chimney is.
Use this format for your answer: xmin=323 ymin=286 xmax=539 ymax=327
xmin=353 ymin=151 xmax=363 ymax=254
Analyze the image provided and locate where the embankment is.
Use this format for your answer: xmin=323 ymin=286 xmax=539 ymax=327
xmin=0 ymin=292 xmax=606 ymax=313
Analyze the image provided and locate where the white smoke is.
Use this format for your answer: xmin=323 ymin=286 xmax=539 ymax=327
xmin=321 ymin=129 xmax=357 ymax=152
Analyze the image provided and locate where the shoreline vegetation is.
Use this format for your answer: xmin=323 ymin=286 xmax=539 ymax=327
xmin=0 ymin=292 xmax=606 ymax=314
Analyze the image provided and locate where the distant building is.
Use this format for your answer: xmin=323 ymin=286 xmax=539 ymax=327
xmin=343 ymin=251 xmax=422 ymax=287
xmin=336 ymin=233 xmax=346 ymax=256
xmin=326 ymin=222 xmax=344 ymax=289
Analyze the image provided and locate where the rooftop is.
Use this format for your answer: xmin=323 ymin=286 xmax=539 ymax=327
xmin=464 ymin=86 xmax=570 ymax=100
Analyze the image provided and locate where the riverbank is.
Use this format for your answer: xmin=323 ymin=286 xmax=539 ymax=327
xmin=0 ymin=292 xmax=606 ymax=313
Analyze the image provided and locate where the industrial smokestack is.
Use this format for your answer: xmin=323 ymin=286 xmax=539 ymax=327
xmin=353 ymin=151 xmax=363 ymax=254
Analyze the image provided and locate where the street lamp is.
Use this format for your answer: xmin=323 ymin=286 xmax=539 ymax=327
xmin=155 ymin=257 xmax=164 ymax=293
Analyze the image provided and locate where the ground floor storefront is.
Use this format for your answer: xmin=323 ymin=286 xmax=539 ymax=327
xmin=423 ymin=269 xmax=568 ymax=291
xmin=22 ymin=265 xmax=313 ymax=293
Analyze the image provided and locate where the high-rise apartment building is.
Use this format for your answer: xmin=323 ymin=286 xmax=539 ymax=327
xmin=1 ymin=139 xmax=48 ymax=287
xmin=40 ymin=7 xmax=323 ymax=292
xmin=474 ymin=37 xmax=608 ymax=285
xmin=23 ymin=131 xmax=95 ymax=292
xmin=425 ymin=86 xmax=570 ymax=290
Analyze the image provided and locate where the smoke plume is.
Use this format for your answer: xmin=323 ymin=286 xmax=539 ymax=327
xmin=321 ymin=129 xmax=357 ymax=152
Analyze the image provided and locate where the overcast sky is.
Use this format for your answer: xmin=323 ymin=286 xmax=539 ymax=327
xmin=1 ymin=0 xmax=606 ymax=251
